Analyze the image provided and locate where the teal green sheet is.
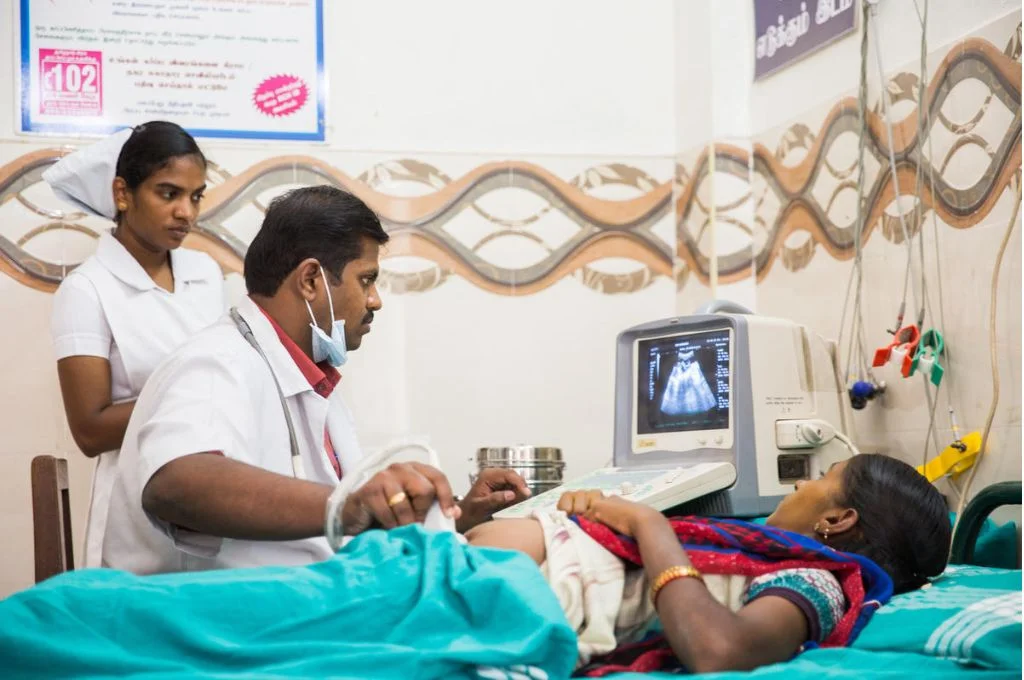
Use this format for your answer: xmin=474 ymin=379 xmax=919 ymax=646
xmin=970 ymin=515 xmax=1019 ymax=570
xmin=2 ymin=524 xmax=1019 ymax=680
xmin=0 ymin=526 xmax=577 ymax=680
xmin=854 ymin=564 xmax=1021 ymax=670
xmin=606 ymin=648 xmax=1019 ymax=680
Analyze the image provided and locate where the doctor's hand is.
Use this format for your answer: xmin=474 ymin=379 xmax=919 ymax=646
xmin=340 ymin=462 xmax=461 ymax=535
xmin=456 ymin=468 xmax=532 ymax=533
xmin=557 ymin=490 xmax=665 ymax=538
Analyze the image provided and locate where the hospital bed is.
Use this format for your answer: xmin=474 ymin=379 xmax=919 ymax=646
xmin=7 ymin=478 xmax=1019 ymax=679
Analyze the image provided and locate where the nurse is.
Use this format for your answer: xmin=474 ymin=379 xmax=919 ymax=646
xmin=48 ymin=121 xmax=225 ymax=568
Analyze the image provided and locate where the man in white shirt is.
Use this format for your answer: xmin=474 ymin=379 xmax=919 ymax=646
xmin=103 ymin=185 xmax=529 ymax=573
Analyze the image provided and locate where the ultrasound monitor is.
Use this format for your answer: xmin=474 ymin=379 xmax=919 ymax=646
xmin=494 ymin=310 xmax=853 ymax=520
xmin=634 ymin=329 xmax=732 ymax=449
xmin=614 ymin=313 xmax=852 ymax=516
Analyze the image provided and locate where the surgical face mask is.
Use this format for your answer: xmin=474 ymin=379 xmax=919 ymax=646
xmin=305 ymin=267 xmax=348 ymax=367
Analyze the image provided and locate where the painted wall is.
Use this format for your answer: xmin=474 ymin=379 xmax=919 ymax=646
xmin=0 ymin=0 xmax=677 ymax=596
xmin=1 ymin=0 xmax=1019 ymax=597
xmin=677 ymin=2 xmax=1022 ymax=522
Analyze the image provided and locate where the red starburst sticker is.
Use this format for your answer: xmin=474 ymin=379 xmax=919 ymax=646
xmin=252 ymin=75 xmax=309 ymax=118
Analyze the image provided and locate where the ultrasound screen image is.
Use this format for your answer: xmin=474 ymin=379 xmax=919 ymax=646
xmin=636 ymin=329 xmax=731 ymax=434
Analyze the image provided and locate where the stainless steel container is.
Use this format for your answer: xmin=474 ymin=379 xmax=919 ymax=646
xmin=474 ymin=445 xmax=565 ymax=495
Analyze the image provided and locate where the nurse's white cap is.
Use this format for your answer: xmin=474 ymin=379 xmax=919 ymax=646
xmin=42 ymin=127 xmax=134 ymax=220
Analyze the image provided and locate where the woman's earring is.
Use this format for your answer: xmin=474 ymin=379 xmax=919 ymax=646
xmin=117 ymin=203 xmax=127 ymax=211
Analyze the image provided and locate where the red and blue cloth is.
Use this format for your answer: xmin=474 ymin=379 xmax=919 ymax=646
xmin=572 ymin=515 xmax=894 ymax=676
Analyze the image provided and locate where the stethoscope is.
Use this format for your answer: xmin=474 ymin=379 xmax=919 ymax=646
xmin=230 ymin=306 xmax=446 ymax=545
xmin=230 ymin=307 xmax=305 ymax=479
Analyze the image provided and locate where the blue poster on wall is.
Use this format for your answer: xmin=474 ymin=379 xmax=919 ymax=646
xmin=753 ymin=0 xmax=859 ymax=80
xmin=18 ymin=0 xmax=326 ymax=141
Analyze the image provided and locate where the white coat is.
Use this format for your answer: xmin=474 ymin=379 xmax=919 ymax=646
xmin=101 ymin=295 xmax=364 ymax=574
xmin=51 ymin=231 xmax=224 ymax=566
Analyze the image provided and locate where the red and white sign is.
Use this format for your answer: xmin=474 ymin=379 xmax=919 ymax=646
xmin=39 ymin=49 xmax=102 ymax=117
xmin=20 ymin=0 xmax=323 ymax=140
xmin=253 ymin=75 xmax=310 ymax=118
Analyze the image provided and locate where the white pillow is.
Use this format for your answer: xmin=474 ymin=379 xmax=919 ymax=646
xmin=42 ymin=128 xmax=133 ymax=220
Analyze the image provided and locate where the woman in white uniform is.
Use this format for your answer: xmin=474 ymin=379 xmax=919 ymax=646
xmin=48 ymin=121 xmax=225 ymax=567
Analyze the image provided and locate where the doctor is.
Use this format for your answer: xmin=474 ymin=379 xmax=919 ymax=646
xmin=102 ymin=185 xmax=529 ymax=573
xmin=48 ymin=122 xmax=225 ymax=568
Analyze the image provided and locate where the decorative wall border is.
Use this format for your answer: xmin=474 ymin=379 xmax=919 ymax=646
xmin=677 ymin=31 xmax=1022 ymax=285
xmin=1 ymin=23 xmax=1019 ymax=296
xmin=0 ymin=153 xmax=673 ymax=295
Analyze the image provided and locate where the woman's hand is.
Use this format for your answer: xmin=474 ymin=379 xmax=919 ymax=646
xmin=457 ymin=468 xmax=532 ymax=533
xmin=556 ymin=490 xmax=666 ymax=537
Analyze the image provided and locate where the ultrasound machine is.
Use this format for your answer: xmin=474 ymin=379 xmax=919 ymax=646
xmin=495 ymin=304 xmax=858 ymax=519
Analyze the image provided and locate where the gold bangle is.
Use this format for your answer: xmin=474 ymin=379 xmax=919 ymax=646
xmin=649 ymin=565 xmax=703 ymax=605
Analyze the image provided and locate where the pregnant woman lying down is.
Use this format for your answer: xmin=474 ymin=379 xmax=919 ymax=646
xmin=466 ymin=454 xmax=951 ymax=676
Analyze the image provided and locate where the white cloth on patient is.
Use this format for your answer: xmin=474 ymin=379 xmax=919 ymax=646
xmin=534 ymin=511 xmax=750 ymax=667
